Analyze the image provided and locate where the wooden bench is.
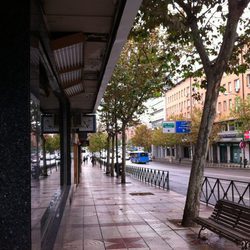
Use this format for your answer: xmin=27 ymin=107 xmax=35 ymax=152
xmin=194 ymin=199 xmax=250 ymax=249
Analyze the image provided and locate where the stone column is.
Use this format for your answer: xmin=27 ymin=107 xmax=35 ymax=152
xmin=0 ymin=0 xmax=31 ymax=248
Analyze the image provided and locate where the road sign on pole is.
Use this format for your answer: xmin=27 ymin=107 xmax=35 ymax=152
xmin=163 ymin=121 xmax=175 ymax=133
xmin=175 ymin=121 xmax=191 ymax=134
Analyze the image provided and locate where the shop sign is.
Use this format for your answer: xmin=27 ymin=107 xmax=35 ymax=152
xmin=42 ymin=114 xmax=59 ymax=133
xmin=239 ymin=141 xmax=246 ymax=149
xmin=218 ymin=131 xmax=241 ymax=138
xmin=244 ymin=130 xmax=250 ymax=140
xmin=72 ymin=114 xmax=96 ymax=132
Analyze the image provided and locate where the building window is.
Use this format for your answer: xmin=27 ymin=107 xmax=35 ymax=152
xmin=229 ymin=99 xmax=232 ymax=110
xmin=228 ymin=121 xmax=235 ymax=131
xmin=234 ymin=79 xmax=240 ymax=92
xmin=247 ymin=74 xmax=250 ymax=87
xmin=228 ymin=82 xmax=232 ymax=92
xmin=218 ymin=102 xmax=222 ymax=113
xmin=223 ymin=100 xmax=227 ymax=111
xmin=221 ymin=123 xmax=227 ymax=132
xmin=235 ymin=97 xmax=240 ymax=111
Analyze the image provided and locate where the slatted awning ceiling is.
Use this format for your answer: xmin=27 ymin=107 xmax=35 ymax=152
xmin=38 ymin=0 xmax=142 ymax=114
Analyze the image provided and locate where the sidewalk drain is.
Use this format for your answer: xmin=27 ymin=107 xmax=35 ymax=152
xmin=129 ymin=192 xmax=154 ymax=196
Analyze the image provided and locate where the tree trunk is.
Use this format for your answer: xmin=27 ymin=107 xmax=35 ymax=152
xmin=42 ymin=136 xmax=47 ymax=176
xmin=121 ymin=125 xmax=126 ymax=184
xmin=182 ymin=75 xmax=221 ymax=226
xmin=115 ymin=128 xmax=119 ymax=178
xmin=180 ymin=0 xmax=250 ymax=226
xmin=111 ymin=134 xmax=115 ymax=177
xmin=106 ymin=134 xmax=111 ymax=174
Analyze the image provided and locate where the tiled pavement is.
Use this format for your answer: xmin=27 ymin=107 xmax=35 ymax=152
xmin=51 ymin=162 xmax=241 ymax=250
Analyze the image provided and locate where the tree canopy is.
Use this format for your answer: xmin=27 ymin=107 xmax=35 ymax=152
xmin=88 ymin=132 xmax=107 ymax=153
xmin=99 ymin=34 xmax=171 ymax=183
xmin=131 ymin=124 xmax=152 ymax=151
xmin=132 ymin=0 xmax=250 ymax=226
xmin=230 ymin=96 xmax=250 ymax=133
xmin=44 ymin=134 xmax=60 ymax=153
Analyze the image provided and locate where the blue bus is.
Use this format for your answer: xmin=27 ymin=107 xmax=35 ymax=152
xmin=130 ymin=151 xmax=149 ymax=164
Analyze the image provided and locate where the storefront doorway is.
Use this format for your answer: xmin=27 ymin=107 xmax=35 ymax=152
xmin=230 ymin=144 xmax=241 ymax=163
xmin=220 ymin=144 xmax=227 ymax=163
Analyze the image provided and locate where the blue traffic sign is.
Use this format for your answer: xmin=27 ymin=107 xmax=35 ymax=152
xmin=175 ymin=121 xmax=191 ymax=134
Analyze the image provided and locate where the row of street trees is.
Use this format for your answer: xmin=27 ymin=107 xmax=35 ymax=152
xmin=98 ymin=33 xmax=168 ymax=182
xmin=97 ymin=0 xmax=250 ymax=227
xmin=129 ymin=107 xmax=221 ymax=152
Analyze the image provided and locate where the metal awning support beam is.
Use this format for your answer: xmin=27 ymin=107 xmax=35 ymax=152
xmin=94 ymin=0 xmax=143 ymax=111
xmin=51 ymin=32 xmax=85 ymax=50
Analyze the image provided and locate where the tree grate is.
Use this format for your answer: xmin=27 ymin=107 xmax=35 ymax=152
xmin=129 ymin=192 xmax=154 ymax=196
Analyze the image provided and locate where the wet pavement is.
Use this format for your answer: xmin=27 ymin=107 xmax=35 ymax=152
xmin=51 ymin=162 xmax=240 ymax=250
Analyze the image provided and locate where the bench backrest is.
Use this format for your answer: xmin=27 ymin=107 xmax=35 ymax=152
xmin=210 ymin=199 xmax=250 ymax=236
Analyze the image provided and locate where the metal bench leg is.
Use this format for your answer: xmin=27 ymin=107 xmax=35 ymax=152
xmin=198 ymin=226 xmax=206 ymax=238
xmin=241 ymin=241 xmax=250 ymax=250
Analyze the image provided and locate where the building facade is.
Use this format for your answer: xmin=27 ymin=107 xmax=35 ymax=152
xmin=146 ymin=96 xmax=168 ymax=158
xmin=164 ymin=69 xmax=250 ymax=164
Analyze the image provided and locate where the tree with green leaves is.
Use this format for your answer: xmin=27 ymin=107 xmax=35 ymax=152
xmin=131 ymin=124 xmax=152 ymax=152
xmin=99 ymin=31 xmax=167 ymax=182
xmin=134 ymin=0 xmax=250 ymax=226
xmin=98 ymin=85 xmax=120 ymax=176
xmin=88 ymin=132 xmax=108 ymax=155
xmin=230 ymin=96 xmax=250 ymax=133
xmin=108 ymin=36 xmax=167 ymax=183
xmin=152 ymin=127 xmax=183 ymax=147
xmin=44 ymin=134 xmax=60 ymax=153
xmin=187 ymin=107 xmax=221 ymax=145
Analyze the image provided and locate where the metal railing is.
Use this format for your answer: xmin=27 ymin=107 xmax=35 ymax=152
xmin=201 ymin=176 xmax=250 ymax=207
xmin=126 ymin=165 xmax=170 ymax=190
xmin=205 ymin=162 xmax=250 ymax=169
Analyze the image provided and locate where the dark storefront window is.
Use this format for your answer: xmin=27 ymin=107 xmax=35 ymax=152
xmin=172 ymin=147 xmax=175 ymax=157
xmin=166 ymin=147 xmax=170 ymax=156
xmin=230 ymin=144 xmax=241 ymax=163
xmin=183 ymin=146 xmax=189 ymax=158
xmin=212 ymin=145 xmax=218 ymax=163
xmin=220 ymin=144 xmax=227 ymax=163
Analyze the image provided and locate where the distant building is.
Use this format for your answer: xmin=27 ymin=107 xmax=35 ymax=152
xmin=147 ymin=96 xmax=166 ymax=157
xmin=148 ymin=96 xmax=166 ymax=128
xmin=163 ymin=69 xmax=250 ymax=164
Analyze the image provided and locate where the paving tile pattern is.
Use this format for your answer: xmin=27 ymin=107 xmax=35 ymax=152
xmin=53 ymin=162 xmax=240 ymax=250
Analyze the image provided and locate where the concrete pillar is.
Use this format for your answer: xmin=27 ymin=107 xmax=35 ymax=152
xmin=59 ymin=100 xmax=71 ymax=186
xmin=0 ymin=0 xmax=31 ymax=248
xmin=217 ymin=145 xmax=221 ymax=163
xmin=227 ymin=145 xmax=231 ymax=163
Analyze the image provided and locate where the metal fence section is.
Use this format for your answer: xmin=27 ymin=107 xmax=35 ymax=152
xmin=126 ymin=165 xmax=170 ymax=190
xmin=201 ymin=176 xmax=250 ymax=207
xmin=205 ymin=162 xmax=250 ymax=169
